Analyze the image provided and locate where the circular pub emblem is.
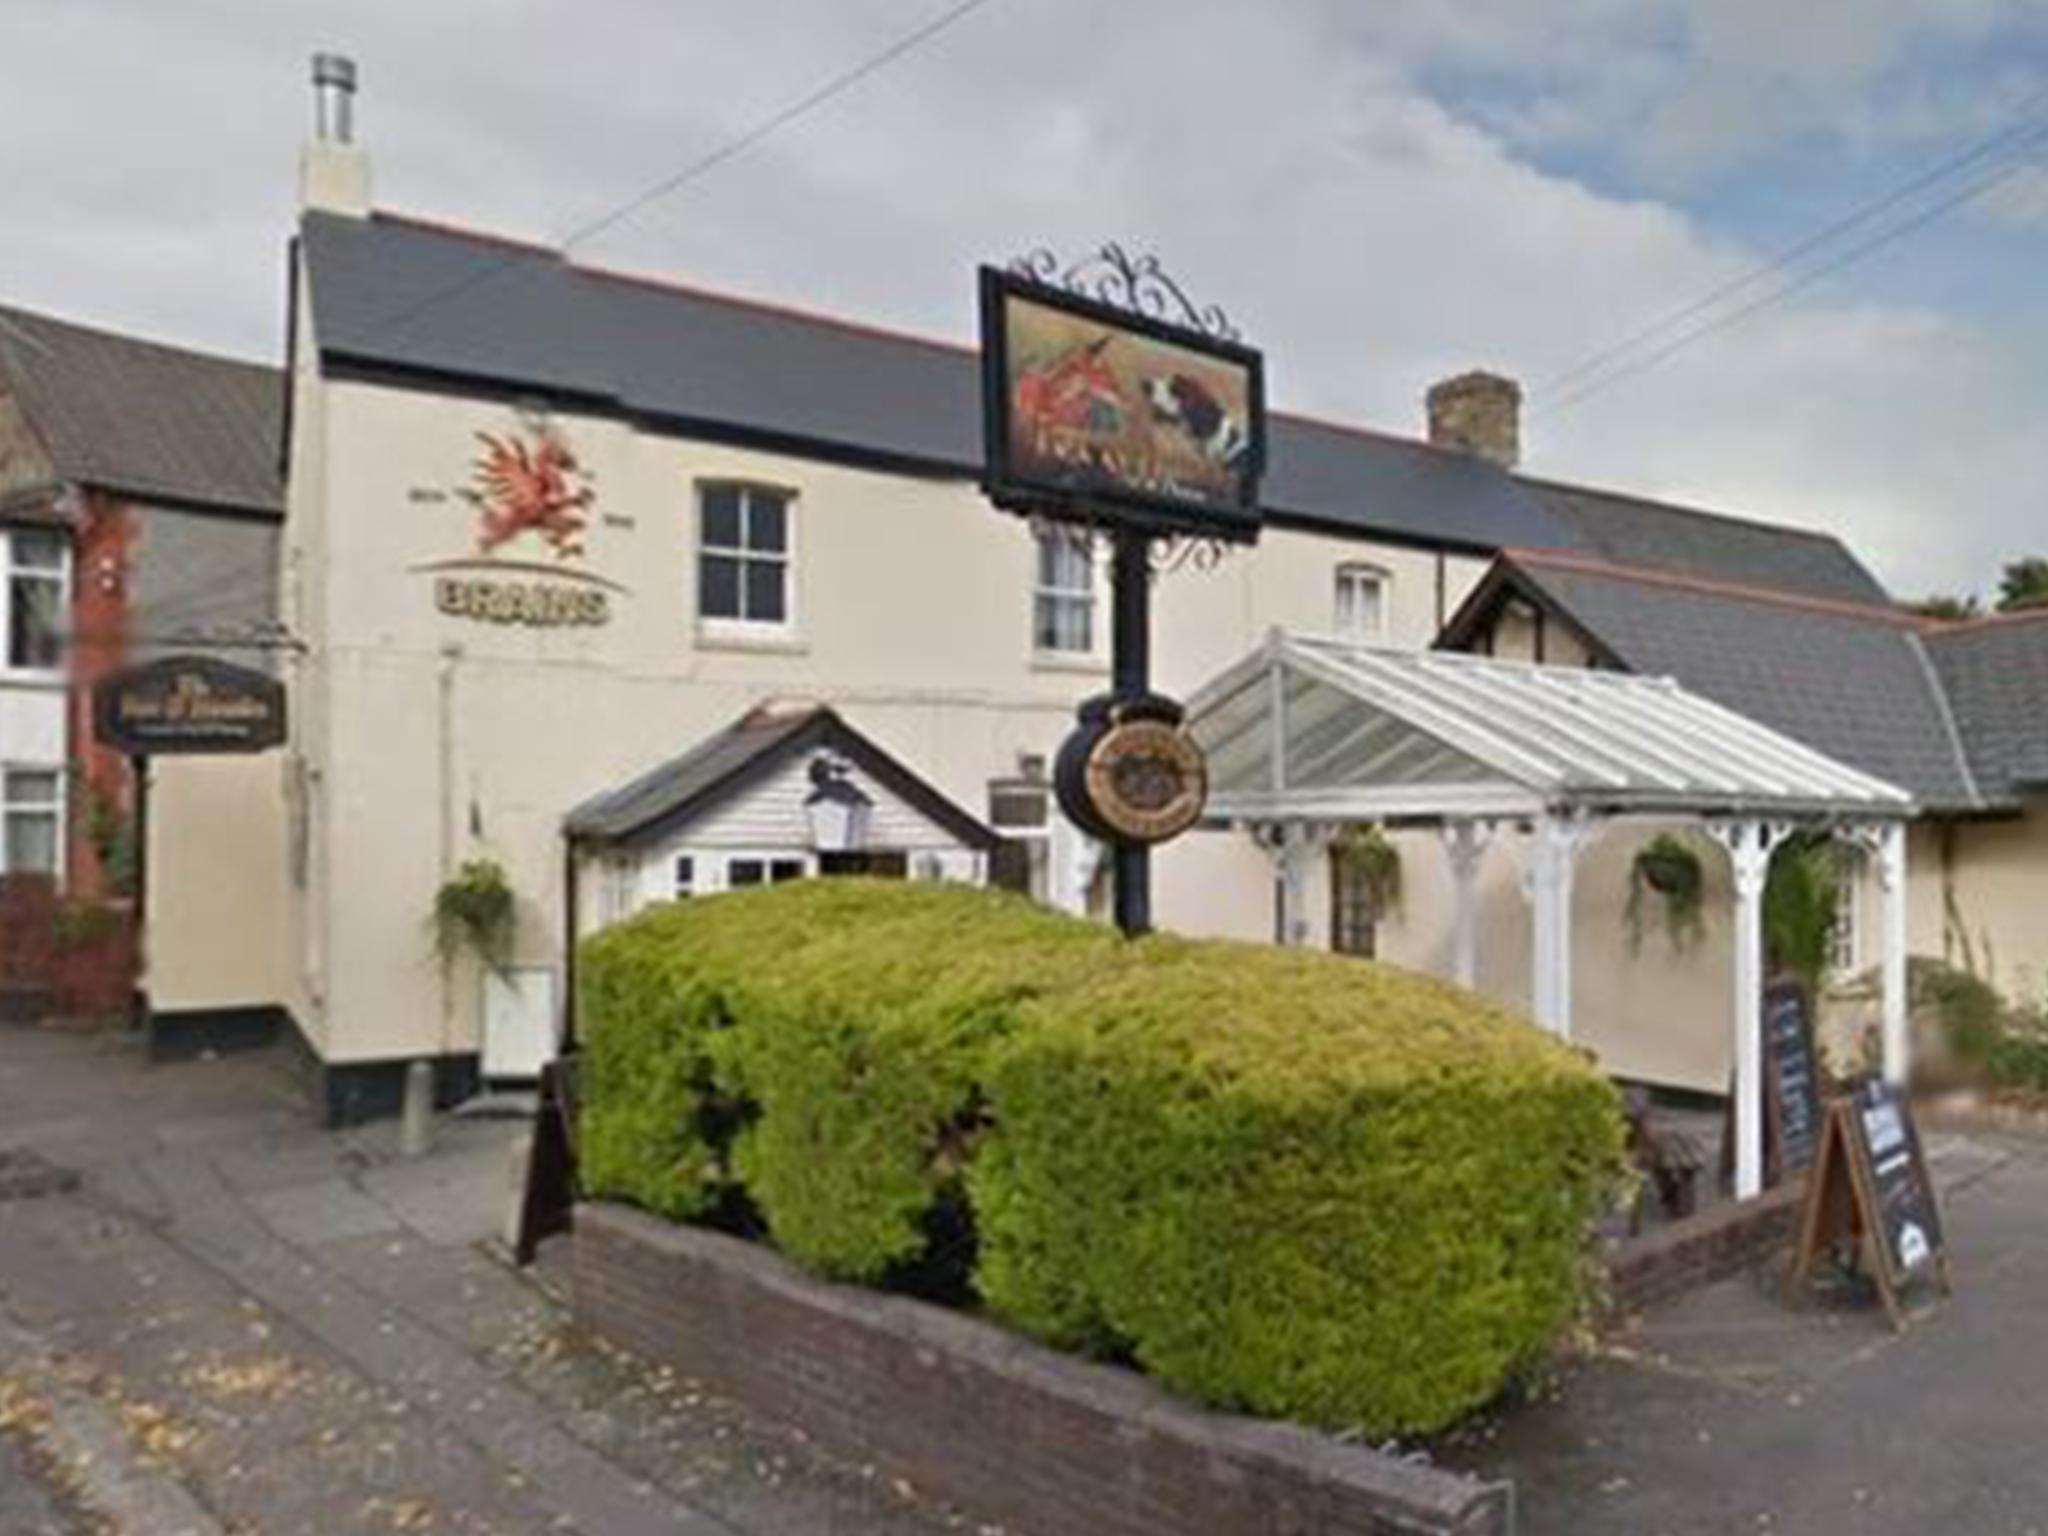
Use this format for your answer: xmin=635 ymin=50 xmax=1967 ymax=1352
xmin=1083 ymin=717 xmax=1208 ymax=844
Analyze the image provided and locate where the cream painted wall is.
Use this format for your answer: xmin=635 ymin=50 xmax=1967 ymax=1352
xmin=1934 ymin=801 xmax=2048 ymax=1006
xmin=276 ymin=365 xmax=1490 ymax=1065
xmin=146 ymin=753 xmax=289 ymax=1012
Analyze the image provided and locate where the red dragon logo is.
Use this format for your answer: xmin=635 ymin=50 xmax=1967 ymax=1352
xmin=459 ymin=422 xmax=595 ymax=560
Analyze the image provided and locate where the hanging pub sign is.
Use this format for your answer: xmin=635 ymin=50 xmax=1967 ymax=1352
xmin=981 ymin=245 xmax=1257 ymax=935
xmin=1055 ymin=693 xmax=1208 ymax=845
xmin=1786 ymin=1079 xmax=1951 ymax=1329
xmin=980 ymin=254 xmax=1266 ymax=543
xmin=93 ymin=656 xmax=286 ymax=756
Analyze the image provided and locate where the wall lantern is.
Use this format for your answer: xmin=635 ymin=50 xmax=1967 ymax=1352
xmin=804 ymin=756 xmax=873 ymax=853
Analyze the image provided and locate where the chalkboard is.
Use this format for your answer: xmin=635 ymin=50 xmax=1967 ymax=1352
xmin=1763 ymin=980 xmax=1823 ymax=1176
xmin=1787 ymin=1083 xmax=1951 ymax=1329
xmin=1849 ymin=1080 xmax=1945 ymax=1284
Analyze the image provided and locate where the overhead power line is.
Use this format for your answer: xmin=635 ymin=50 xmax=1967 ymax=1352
xmin=1540 ymin=83 xmax=2048 ymax=398
xmin=360 ymin=0 xmax=1002 ymax=343
xmin=1539 ymin=124 xmax=2048 ymax=419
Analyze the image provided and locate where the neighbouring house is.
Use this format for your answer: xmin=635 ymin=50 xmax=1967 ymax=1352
xmin=0 ymin=303 xmax=283 ymax=898
xmin=138 ymin=56 xmax=2043 ymax=1118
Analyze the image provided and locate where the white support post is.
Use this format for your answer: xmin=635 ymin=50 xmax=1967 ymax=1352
xmin=1877 ymin=821 xmax=1910 ymax=1088
xmin=1439 ymin=820 xmax=1495 ymax=990
xmin=1709 ymin=820 xmax=1790 ymax=1202
xmin=1254 ymin=822 xmax=1333 ymax=948
xmin=1526 ymin=814 xmax=1589 ymax=1038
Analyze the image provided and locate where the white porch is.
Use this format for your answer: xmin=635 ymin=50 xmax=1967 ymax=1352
xmin=1188 ymin=632 xmax=1916 ymax=1201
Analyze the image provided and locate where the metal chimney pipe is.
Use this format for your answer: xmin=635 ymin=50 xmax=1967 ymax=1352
xmin=311 ymin=53 xmax=358 ymax=144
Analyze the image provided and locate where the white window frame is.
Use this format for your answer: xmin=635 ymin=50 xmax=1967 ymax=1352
xmin=988 ymin=772 xmax=1053 ymax=903
xmin=696 ymin=482 xmax=798 ymax=644
xmin=718 ymin=851 xmax=812 ymax=892
xmin=1 ymin=763 xmax=66 ymax=882
xmin=1 ymin=526 xmax=70 ymax=680
xmin=1333 ymin=562 xmax=1389 ymax=647
xmin=1031 ymin=525 xmax=1102 ymax=662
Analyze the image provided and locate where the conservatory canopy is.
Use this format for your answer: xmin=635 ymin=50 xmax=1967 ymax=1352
xmin=1186 ymin=632 xmax=1915 ymax=1200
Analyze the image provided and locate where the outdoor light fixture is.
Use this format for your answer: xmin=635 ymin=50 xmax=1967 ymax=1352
xmin=804 ymin=756 xmax=872 ymax=853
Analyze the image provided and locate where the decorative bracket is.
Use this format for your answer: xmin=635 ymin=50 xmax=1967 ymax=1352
xmin=1008 ymin=243 xmax=1240 ymax=341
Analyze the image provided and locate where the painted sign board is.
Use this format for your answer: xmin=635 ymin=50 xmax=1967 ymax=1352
xmin=93 ymin=656 xmax=285 ymax=756
xmin=1763 ymin=978 xmax=1824 ymax=1177
xmin=980 ymin=267 xmax=1266 ymax=542
xmin=1787 ymin=1080 xmax=1951 ymax=1329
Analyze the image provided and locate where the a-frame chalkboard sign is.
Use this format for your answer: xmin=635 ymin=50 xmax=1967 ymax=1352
xmin=1722 ymin=977 xmax=1826 ymax=1190
xmin=1786 ymin=1079 xmax=1952 ymax=1329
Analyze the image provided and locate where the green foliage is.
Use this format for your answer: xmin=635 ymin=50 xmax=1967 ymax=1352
xmin=577 ymin=879 xmax=899 ymax=1222
xmin=1909 ymin=594 xmax=1981 ymax=621
xmin=81 ymin=780 xmax=137 ymax=898
xmin=577 ymin=881 xmax=1627 ymax=1439
xmin=972 ymin=937 xmax=1625 ymax=1436
xmin=708 ymin=882 xmax=1121 ymax=1281
xmin=1331 ymin=825 xmax=1401 ymax=916
xmin=1915 ymin=957 xmax=2048 ymax=1093
xmin=1624 ymin=833 xmax=1706 ymax=953
xmin=1764 ymin=838 xmax=1841 ymax=994
xmin=431 ymin=859 xmax=516 ymax=974
xmin=1996 ymin=556 xmax=2048 ymax=614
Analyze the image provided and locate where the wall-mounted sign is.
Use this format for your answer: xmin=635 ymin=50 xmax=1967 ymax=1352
xmin=980 ymin=267 xmax=1265 ymax=543
xmin=1055 ymin=694 xmax=1208 ymax=845
xmin=93 ymin=656 xmax=286 ymax=756
xmin=415 ymin=413 xmax=620 ymax=627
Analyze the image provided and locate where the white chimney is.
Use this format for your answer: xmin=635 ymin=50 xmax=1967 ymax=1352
xmin=300 ymin=52 xmax=372 ymax=217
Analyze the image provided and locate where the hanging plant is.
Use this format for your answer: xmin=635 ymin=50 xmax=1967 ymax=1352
xmin=431 ymin=858 xmax=516 ymax=975
xmin=1332 ymin=825 xmax=1401 ymax=916
xmin=1625 ymin=833 xmax=1706 ymax=953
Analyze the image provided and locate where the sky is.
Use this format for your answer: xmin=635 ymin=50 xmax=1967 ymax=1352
xmin=4 ymin=0 xmax=2047 ymax=600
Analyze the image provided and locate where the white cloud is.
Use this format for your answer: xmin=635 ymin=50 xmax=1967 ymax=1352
xmin=0 ymin=0 xmax=2041 ymax=596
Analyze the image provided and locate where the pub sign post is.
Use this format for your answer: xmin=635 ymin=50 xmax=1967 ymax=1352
xmin=979 ymin=246 xmax=1266 ymax=935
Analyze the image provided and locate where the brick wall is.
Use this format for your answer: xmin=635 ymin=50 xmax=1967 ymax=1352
xmin=1605 ymin=1180 xmax=1806 ymax=1315
xmin=574 ymin=1203 xmax=1509 ymax=1536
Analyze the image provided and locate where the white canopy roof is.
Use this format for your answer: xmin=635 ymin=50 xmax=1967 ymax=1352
xmin=1190 ymin=631 xmax=1914 ymax=824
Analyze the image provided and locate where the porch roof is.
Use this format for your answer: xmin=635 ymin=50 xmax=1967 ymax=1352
xmin=1189 ymin=631 xmax=1914 ymax=825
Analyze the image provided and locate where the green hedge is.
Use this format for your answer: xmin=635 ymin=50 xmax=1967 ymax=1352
xmin=707 ymin=882 xmax=1120 ymax=1280
xmin=972 ymin=936 xmax=1625 ymax=1434
xmin=578 ymin=879 xmax=913 ymax=1221
xmin=577 ymin=881 xmax=1626 ymax=1437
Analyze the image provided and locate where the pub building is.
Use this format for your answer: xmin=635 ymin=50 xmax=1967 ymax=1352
xmin=142 ymin=57 xmax=2046 ymax=1141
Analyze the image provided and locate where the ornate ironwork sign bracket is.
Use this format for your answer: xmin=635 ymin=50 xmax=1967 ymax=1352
xmin=1007 ymin=243 xmax=1242 ymax=343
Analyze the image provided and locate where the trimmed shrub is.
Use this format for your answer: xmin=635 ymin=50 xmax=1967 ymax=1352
xmin=971 ymin=936 xmax=1627 ymax=1436
xmin=708 ymin=883 xmax=1120 ymax=1282
xmin=579 ymin=881 xmax=1627 ymax=1439
xmin=579 ymin=879 xmax=918 ymax=1221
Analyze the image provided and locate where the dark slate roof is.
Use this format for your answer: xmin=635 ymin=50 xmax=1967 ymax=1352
xmin=1448 ymin=554 xmax=1986 ymax=811
xmin=0 ymin=304 xmax=283 ymax=515
xmin=302 ymin=212 xmax=1583 ymax=555
xmin=1519 ymin=477 xmax=1892 ymax=607
xmin=564 ymin=704 xmax=999 ymax=850
xmin=1925 ymin=616 xmax=2048 ymax=798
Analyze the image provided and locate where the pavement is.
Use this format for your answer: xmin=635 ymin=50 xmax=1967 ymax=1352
xmin=1447 ymin=1129 xmax=2048 ymax=1535
xmin=0 ymin=1022 xmax=986 ymax=1536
